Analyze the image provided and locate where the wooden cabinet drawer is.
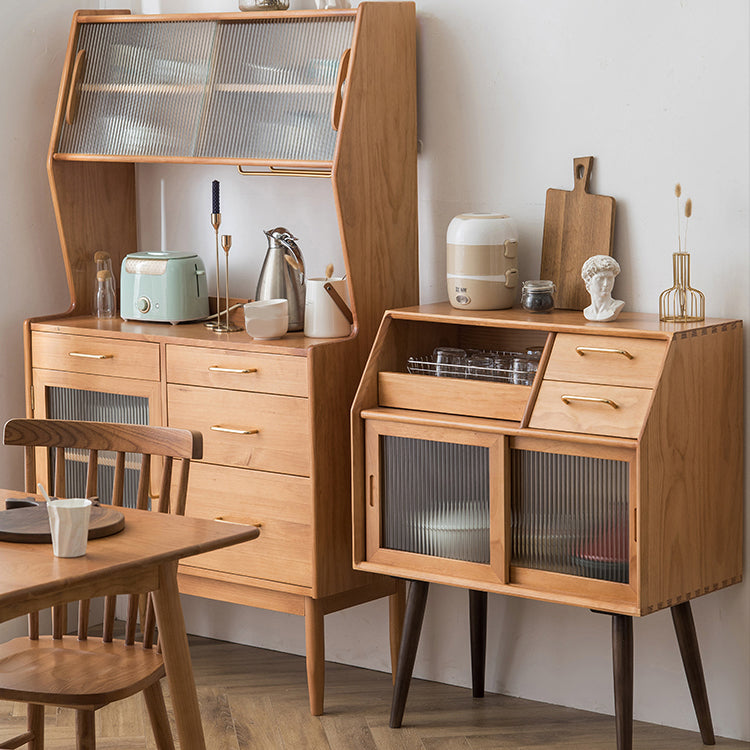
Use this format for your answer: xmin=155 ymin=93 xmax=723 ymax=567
xmin=32 ymin=332 xmax=160 ymax=380
xmin=529 ymin=381 xmax=652 ymax=439
xmin=166 ymin=345 xmax=307 ymax=397
xmin=544 ymin=334 xmax=666 ymax=388
xmin=378 ymin=372 xmax=530 ymax=421
xmin=179 ymin=463 xmax=312 ymax=588
xmin=167 ymin=384 xmax=311 ymax=476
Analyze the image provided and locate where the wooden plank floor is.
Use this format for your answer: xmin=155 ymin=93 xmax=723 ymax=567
xmin=1 ymin=634 xmax=748 ymax=749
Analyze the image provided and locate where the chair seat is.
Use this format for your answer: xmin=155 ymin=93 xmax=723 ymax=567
xmin=0 ymin=636 xmax=165 ymax=708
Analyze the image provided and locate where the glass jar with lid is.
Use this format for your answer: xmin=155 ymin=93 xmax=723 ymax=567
xmin=520 ymin=280 xmax=556 ymax=313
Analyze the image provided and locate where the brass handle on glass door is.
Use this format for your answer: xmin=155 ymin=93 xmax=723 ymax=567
xmin=65 ymin=49 xmax=86 ymax=125
xmin=575 ymin=346 xmax=634 ymax=360
xmin=330 ymin=48 xmax=351 ymax=131
xmin=561 ymin=394 xmax=619 ymax=409
xmin=210 ymin=425 xmax=259 ymax=435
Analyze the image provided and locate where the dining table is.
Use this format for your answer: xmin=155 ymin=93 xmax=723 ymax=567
xmin=0 ymin=488 xmax=260 ymax=750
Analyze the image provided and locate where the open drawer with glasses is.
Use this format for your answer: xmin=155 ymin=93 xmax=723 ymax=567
xmin=371 ymin=314 xmax=551 ymax=422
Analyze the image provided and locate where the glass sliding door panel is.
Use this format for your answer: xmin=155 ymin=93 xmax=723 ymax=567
xmin=58 ymin=21 xmax=215 ymax=157
xmin=47 ymin=386 xmax=149 ymax=508
xmin=196 ymin=17 xmax=355 ymax=161
xmin=381 ymin=435 xmax=490 ymax=563
xmin=510 ymin=449 xmax=629 ymax=583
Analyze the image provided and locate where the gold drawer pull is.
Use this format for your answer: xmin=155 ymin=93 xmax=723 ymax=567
xmin=214 ymin=516 xmax=262 ymax=527
xmin=575 ymin=346 xmax=634 ymax=360
xmin=208 ymin=365 xmax=258 ymax=374
xmin=561 ymin=394 xmax=619 ymax=409
xmin=210 ymin=425 xmax=259 ymax=435
xmin=69 ymin=351 xmax=114 ymax=360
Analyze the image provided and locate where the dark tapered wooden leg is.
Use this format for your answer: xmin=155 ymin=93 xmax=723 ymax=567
xmin=388 ymin=579 xmax=407 ymax=685
xmin=671 ymin=601 xmax=715 ymax=745
xmin=469 ymin=589 xmax=487 ymax=698
xmin=612 ymin=614 xmax=633 ymax=750
xmin=390 ymin=580 xmax=429 ymax=728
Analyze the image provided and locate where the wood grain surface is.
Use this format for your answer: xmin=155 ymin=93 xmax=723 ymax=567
xmin=540 ymin=156 xmax=616 ymax=310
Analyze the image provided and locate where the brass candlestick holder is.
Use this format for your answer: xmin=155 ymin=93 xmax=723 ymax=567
xmin=659 ymin=251 xmax=705 ymax=322
xmin=204 ymin=211 xmax=223 ymax=331
xmin=215 ymin=234 xmax=242 ymax=333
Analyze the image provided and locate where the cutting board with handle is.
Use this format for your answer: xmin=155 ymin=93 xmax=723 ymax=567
xmin=540 ymin=156 xmax=616 ymax=310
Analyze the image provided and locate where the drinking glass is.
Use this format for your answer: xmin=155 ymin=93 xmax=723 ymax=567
xmin=467 ymin=354 xmax=494 ymax=381
xmin=433 ymin=347 xmax=466 ymax=378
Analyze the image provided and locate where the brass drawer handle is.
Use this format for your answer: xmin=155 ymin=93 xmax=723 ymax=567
xmin=575 ymin=346 xmax=634 ymax=360
xmin=210 ymin=425 xmax=259 ymax=435
xmin=69 ymin=351 xmax=114 ymax=360
xmin=208 ymin=365 xmax=258 ymax=374
xmin=214 ymin=516 xmax=262 ymax=527
xmin=561 ymin=394 xmax=619 ymax=409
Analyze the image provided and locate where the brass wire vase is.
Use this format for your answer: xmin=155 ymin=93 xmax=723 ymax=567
xmin=658 ymin=251 xmax=705 ymax=322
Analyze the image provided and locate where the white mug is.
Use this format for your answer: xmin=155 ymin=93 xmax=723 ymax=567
xmin=47 ymin=498 xmax=92 ymax=557
xmin=315 ymin=0 xmax=350 ymax=7
xmin=304 ymin=278 xmax=352 ymax=339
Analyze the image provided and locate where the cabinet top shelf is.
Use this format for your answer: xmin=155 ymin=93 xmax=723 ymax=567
xmin=387 ymin=303 xmax=742 ymax=339
xmin=28 ymin=315 xmax=354 ymax=355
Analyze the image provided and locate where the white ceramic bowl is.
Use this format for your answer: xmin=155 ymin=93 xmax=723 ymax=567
xmin=244 ymin=299 xmax=289 ymax=340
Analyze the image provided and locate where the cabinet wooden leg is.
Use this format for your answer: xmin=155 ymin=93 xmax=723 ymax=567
xmin=390 ymin=580 xmax=429 ymax=729
xmin=304 ymin=597 xmax=325 ymax=716
xmin=671 ymin=601 xmax=715 ymax=745
xmin=469 ymin=589 xmax=487 ymax=698
xmin=389 ymin=579 xmax=407 ymax=685
xmin=612 ymin=614 xmax=633 ymax=750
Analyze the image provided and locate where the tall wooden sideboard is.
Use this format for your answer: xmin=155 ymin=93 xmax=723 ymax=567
xmin=25 ymin=3 xmax=418 ymax=715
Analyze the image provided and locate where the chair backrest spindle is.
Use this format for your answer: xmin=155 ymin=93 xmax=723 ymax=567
xmin=54 ymin=445 xmax=66 ymax=497
xmin=136 ymin=453 xmax=151 ymax=510
xmin=85 ymin=448 xmax=98 ymax=499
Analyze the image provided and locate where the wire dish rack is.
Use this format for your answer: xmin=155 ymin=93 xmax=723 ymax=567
xmin=407 ymin=348 xmax=539 ymax=385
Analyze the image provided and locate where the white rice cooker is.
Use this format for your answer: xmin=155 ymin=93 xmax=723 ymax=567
xmin=446 ymin=213 xmax=519 ymax=310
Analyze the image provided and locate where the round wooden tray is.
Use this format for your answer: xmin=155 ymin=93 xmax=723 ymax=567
xmin=0 ymin=500 xmax=125 ymax=543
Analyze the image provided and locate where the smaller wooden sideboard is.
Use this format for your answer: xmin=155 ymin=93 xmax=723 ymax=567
xmin=351 ymin=303 xmax=744 ymax=750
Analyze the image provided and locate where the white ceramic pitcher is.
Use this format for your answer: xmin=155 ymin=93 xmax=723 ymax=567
xmin=304 ymin=277 xmax=352 ymax=338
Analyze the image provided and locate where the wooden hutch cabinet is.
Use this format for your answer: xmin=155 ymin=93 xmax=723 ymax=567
xmin=351 ymin=304 xmax=743 ymax=749
xmin=26 ymin=3 xmax=417 ymax=715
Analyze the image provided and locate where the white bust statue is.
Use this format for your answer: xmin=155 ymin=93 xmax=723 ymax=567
xmin=581 ymin=255 xmax=625 ymax=322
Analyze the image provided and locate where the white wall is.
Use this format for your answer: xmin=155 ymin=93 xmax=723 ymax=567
xmin=3 ymin=0 xmax=748 ymax=741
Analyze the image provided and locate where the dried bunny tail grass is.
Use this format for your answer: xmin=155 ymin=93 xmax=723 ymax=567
xmin=675 ymin=183 xmax=683 ymax=251
xmin=675 ymin=183 xmax=682 ymax=198
xmin=684 ymin=197 xmax=692 ymax=251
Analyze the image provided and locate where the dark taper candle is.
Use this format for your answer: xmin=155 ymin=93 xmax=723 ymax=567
xmin=212 ymin=180 xmax=220 ymax=215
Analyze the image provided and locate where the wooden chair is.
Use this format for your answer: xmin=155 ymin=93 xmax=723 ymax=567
xmin=0 ymin=418 xmax=202 ymax=750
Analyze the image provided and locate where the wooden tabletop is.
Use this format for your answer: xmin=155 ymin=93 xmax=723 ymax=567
xmin=0 ymin=489 xmax=259 ymax=625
